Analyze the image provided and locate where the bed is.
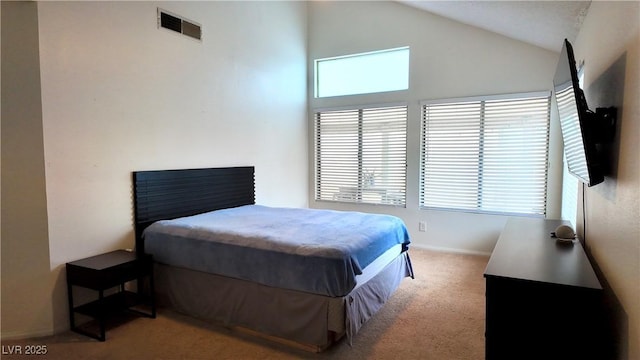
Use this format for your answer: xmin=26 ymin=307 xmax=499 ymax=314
xmin=133 ymin=166 xmax=414 ymax=351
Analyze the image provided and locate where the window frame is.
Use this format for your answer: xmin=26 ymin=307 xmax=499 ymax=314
xmin=313 ymin=103 xmax=408 ymax=207
xmin=314 ymin=46 xmax=410 ymax=98
xmin=419 ymin=91 xmax=551 ymax=217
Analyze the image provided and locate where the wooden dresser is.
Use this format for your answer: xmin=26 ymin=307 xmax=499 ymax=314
xmin=484 ymin=218 xmax=603 ymax=359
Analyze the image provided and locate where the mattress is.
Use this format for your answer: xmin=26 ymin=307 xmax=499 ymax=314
xmin=143 ymin=205 xmax=411 ymax=297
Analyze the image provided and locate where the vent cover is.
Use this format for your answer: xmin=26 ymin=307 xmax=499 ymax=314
xmin=158 ymin=8 xmax=201 ymax=41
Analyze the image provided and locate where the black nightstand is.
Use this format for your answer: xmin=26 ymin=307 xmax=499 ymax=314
xmin=66 ymin=250 xmax=156 ymax=341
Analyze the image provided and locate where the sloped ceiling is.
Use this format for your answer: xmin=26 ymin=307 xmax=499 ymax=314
xmin=397 ymin=1 xmax=592 ymax=53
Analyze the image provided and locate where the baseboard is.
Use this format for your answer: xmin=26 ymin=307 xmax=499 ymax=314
xmin=410 ymin=243 xmax=491 ymax=257
xmin=0 ymin=323 xmax=69 ymax=341
xmin=1 ymin=328 xmax=54 ymax=342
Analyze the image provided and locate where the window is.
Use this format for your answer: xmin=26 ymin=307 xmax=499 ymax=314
xmin=561 ymin=161 xmax=578 ymax=226
xmin=314 ymin=47 xmax=410 ymax=98
xmin=560 ymin=61 xmax=583 ymax=226
xmin=315 ymin=105 xmax=407 ymax=206
xmin=420 ymin=92 xmax=550 ymax=216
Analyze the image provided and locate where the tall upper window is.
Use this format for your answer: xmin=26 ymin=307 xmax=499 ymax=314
xmin=315 ymin=104 xmax=407 ymax=206
xmin=314 ymin=47 xmax=410 ymax=98
xmin=420 ymin=92 xmax=551 ymax=216
xmin=560 ymin=62 xmax=584 ymax=226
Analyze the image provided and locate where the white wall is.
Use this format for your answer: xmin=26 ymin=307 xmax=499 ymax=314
xmin=1 ymin=1 xmax=308 ymax=339
xmin=573 ymin=2 xmax=639 ymax=358
xmin=307 ymin=1 xmax=561 ymax=255
xmin=1 ymin=1 xmax=54 ymax=339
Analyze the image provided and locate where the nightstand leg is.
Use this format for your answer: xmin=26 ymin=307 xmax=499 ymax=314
xmin=67 ymin=283 xmax=75 ymax=329
xmin=98 ymin=290 xmax=106 ymax=341
xmin=150 ymin=272 xmax=156 ymax=318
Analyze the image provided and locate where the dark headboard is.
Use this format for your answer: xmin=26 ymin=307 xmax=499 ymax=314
xmin=133 ymin=166 xmax=255 ymax=254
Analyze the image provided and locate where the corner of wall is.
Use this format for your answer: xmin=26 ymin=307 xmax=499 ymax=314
xmin=1 ymin=1 xmax=55 ymax=340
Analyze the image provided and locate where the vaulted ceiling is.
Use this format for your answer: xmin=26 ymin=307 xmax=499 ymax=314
xmin=397 ymin=1 xmax=592 ymax=53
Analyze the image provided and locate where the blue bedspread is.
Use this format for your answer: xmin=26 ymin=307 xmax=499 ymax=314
xmin=143 ymin=205 xmax=410 ymax=297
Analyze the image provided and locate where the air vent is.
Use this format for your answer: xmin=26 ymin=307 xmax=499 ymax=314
xmin=158 ymin=8 xmax=201 ymax=41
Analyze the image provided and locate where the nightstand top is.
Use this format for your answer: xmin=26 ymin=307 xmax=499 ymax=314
xmin=67 ymin=250 xmax=142 ymax=270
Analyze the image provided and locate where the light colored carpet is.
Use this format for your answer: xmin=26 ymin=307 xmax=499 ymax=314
xmin=1 ymin=248 xmax=489 ymax=359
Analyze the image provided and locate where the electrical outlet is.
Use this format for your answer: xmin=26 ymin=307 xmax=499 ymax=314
xmin=419 ymin=221 xmax=426 ymax=232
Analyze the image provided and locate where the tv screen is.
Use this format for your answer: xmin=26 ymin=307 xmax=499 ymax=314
xmin=553 ymin=39 xmax=604 ymax=187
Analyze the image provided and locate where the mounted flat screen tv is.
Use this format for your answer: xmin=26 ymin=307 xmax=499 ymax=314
xmin=553 ymin=39 xmax=615 ymax=187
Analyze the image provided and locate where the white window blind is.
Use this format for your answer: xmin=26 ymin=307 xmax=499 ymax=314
xmin=420 ymin=93 xmax=550 ymax=216
xmin=315 ymin=105 xmax=407 ymax=206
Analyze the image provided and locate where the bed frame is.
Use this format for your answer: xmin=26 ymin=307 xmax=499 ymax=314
xmin=131 ymin=166 xmax=412 ymax=352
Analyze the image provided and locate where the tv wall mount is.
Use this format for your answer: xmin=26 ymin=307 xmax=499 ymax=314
xmin=587 ymin=106 xmax=617 ymax=144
